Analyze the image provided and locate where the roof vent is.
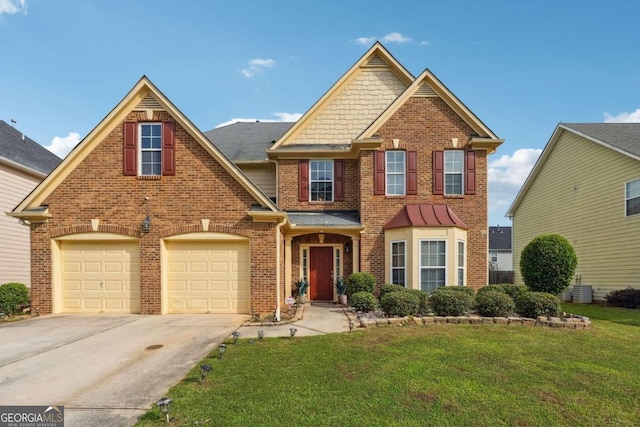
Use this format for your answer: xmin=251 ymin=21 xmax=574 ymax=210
xmin=21 ymin=134 xmax=25 ymax=142
xmin=413 ymin=82 xmax=438 ymax=97
xmin=366 ymin=55 xmax=388 ymax=67
xmin=136 ymin=94 xmax=163 ymax=111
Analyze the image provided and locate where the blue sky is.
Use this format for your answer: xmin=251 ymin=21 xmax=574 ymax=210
xmin=1 ymin=0 xmax=639 ymax=226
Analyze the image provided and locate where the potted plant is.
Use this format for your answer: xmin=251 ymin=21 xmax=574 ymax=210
xmin=294 ymin=279 xmax=309 ymax=304
xmin=335 ymin=277 xmax=347 ymax=305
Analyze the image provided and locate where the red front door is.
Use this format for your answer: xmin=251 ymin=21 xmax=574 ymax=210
xmin=309 ymin=247 xmax=334 ymax=301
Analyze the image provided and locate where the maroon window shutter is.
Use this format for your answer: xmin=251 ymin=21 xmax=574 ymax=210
xmin=433 ymin=151 xmax=444 ymax=195
xmin=161 ymin=121 xmax=176 ymax=176
xmin=298 ymin=160 xmax=309 ymax=201
xmin=374 ymin=151 xmax=386 ymax=195
xmin=406 ymin=151 xmax=418 ymax=195
xmin=334 ymin=160 xmax=344 ymax=201
xmin=465 ymin=150 xmax=476 ymax=195
xmin=123 ymin=122 xmax=137 ymax=176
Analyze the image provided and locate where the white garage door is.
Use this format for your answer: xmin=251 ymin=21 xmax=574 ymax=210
xmin=61 ymin=241 xmax=140 ymax=313
xmin=167 ymin=241 xmax=250 ymax=313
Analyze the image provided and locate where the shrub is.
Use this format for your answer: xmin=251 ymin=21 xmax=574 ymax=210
xmin=477 ymin=284 xmax=528 ymax=301
xmin=429 ymin=288 xmax=473 ymax=316
xmin=476 ymin=284 xmax=508 ymax=296
xmin=379 ymin=283 xmax=406 ymax=299
xmin=515 ymin=292 xmax=561 ymax=318
xmin=0 ymin=282 xmax=29 ymax=315
xmin=406 ymin=289 xmax=429 ymax=314
xmin=349 ymin=291 xmax=378 ymax=313
xmin=380 ymin=291 xmax=420 ymax=317
xmin=438 ymin=286 xmax=475 ymax=297
xmin=520 ymin=234 xmax=577 ymax=294
xmin=604 ymin=288 xmax=640 ymax=309
xmin=473 ymin=290 xmax=516 ymax=317
xmin=346 ymin=272 xmax=376 ymax=296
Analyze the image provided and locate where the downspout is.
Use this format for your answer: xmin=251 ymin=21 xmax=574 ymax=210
xmin=274 ymin=215 xmax=287 ymax=321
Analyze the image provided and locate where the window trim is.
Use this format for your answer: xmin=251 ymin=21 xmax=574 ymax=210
xmin=138 ymin=122 xmax=162 ymax=177
xmin=457 ymin=240 xmax=465 ymax=287
xmin=625 ymin=178 xmax=640 ymax=217
xmin=390 ymin=240 xmax=406 ymax=287
xmin=309 ymin=159 xmax=334 ymax=202
xmin=444 ymin=150 xmax=464 ymax=196
xmin=419 ymin=239 xmax=447 ymax=293
xmin=385 ymin=150 xmax=406 ymax=196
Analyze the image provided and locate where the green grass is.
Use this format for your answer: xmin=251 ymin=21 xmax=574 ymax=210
xmin=136 ymin=304 xmax=640 ymax=427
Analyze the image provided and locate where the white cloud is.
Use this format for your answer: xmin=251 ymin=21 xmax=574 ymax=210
xmin=216 ymin=112 xmax=302 ymax=128
xmin=488 ymin=148 xmax=542 ymax=219
xmin=241 ymin=58 xmax=276 ymax=78
xmin=603 ymin=108 xmax=640 ymax=123
xmin=353 ymin=32 xmax=428 ymax=46
xmin=44 ymin=132 xmax=80 ymax=157
xmin=0 ymin=0 xmax=26 ymax=14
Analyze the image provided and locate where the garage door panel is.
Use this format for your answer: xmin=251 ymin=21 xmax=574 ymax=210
xmin=167 ymin=241 xmax=250 ymax=314
xmin=61 ymin=241 xmax=140 ymax=313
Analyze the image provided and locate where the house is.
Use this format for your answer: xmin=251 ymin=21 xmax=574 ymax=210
xmin=507 ymin=123 xmax=640 ymax=300
xmin=9 ymin=43 xmax=503 ymax=316
xmin=0 ymin=121 xmax=60 ymax=285
xmin=488 ymin=226 xmax=512 ymax=271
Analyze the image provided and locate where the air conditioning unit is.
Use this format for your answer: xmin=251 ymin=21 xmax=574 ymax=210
xmin=572 ymin=285 xmax=593 ymax=304
xmin=560 ymin=287 xmax=573 ymax=302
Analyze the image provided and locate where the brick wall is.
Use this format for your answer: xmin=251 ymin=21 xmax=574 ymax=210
xmin=359 ymin=97 xmax=488 ymax=290
xmin=30 ymin=110 xmax=278 ymax=315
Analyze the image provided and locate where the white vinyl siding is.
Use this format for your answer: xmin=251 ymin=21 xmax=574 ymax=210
xmin=0 ymin=164 xmax=41 ymax=286
xmin=444 ymin=150 xmax=463 ymax=195
xmin=625 ymin=178 xmax=640 ymax=216
xmin=512 ymin=130 xmax=640 ymax=300
xmin=391 ymin=241 xmax=406 ymax=286
xmin=239 ymin=163 xmax=276 ymax=198
xmin=420 ymin=240 xmax=446 ymax=293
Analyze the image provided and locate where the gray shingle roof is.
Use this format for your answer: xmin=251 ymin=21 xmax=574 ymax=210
xmin=204 ymin=122 xmax=295 ymax=162
xmin=488 ymin=226 xmax=512 ymax=251
xmin=0 ymin=120 xmax=61 ymax=174
xmin=287 ymin=211 xmax=361 ymax=227
xmin=562 ymin=123 xmax=640 ymax=158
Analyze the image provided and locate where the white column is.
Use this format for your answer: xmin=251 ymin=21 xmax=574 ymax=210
xmin=352 ymin=236 xmax=360 ymax=273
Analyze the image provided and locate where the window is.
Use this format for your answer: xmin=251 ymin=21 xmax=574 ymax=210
xmin=457 ymin=241 xmax=465 ymax=286
xmin=139 ymin=123 xmax=162 ymax=176
xmin=386 ymin=151 xmax=406 ymax=195
xmin=490 ymin=251 xmax=498 ymax=263
xmin=420 ymin=240 xmax=446 ymax=293
xmin=335 ymin=248 xmax=341 ymax=281
xmin=310 ymin=160 xmax=333 ymax=201
xmin=301 ymin=248 xmax=308 ymax=281
xmin=626 ymin=178 xmax=640 ymax=216
xmin=445 ymin=150 xmax=463 ymax=195
xmin=391 ymin=241 xmax=406 ymax=286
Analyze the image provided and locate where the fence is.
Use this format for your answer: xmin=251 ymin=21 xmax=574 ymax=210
xmin=489 ymin=270 xmax=515 ymax=284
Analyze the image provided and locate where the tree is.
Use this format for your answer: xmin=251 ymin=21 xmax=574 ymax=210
xmin=520 ymin=234 xmax=577 ymax=294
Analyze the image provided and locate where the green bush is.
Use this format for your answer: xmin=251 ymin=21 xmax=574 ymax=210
xmin=406 ymin=289 xmax=429 ymax=314
xmin=604 ymin=288 xmax=640 ymax=309
xmin=346 ymin=272 xmax=376 ymax=296
xmin=515 ymin=292 xmax=561 ymax=318
xmin=429 ymin=288 xmax=473 ymax=316
xmin=477 ymin=284 xmax=528 ymax=301
xmin=473 ymin=290 xmax=516 ymax=317
xmin=520 ymin=234 xmax=577 ymax=294
xmin=379 ymin=283 xmax=406 ymax=299
xmin=349 ymin=291 xmax=379 ymax=313
xmin=0 ymin=282 xmax=29 ymax=315
xmin=437 ymin=286 xmax=475 ymax=297
xmin=380 ymin=291 xmax=420 ymax=317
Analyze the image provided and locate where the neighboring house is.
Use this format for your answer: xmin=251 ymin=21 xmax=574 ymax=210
xmin=507 ymin=123 xmax=640 ymax=300
xmin=0 ymin=121 xmax=60 ymax=286
xmin=10 ymin=43 xmax=503 ymax=316
xmin=488 ymin=226 xmax=512 ymax=271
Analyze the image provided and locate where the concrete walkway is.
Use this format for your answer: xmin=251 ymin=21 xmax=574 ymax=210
xmin=234 ymin=302 xmax=352 ymax=339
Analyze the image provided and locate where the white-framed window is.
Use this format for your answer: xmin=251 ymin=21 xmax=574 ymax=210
xmin=457 ymin=240 xmax=465 ymax=286
xmin=444 ymin=150 xmax=463 ymax=195
xmin=490 ymin=251 xmax=498 ymax=263
xmin=391 ymin=241 xmax=406 ymax=286
xmin=420 ymin=240 xmax=446 ymax=293
xmin=626 ymin=178 xmax=640 ymax=217
xmin=335 ymin=248 xmax=341 ymax=282
xmin=139 ymin=123 xmax=162 ymax=176
xmin=301 ymin=248 xmax=308 ymax=281
xmin=386 ymin=151 xmax=406 ymax=195
xmin=310 ymin=160 xmax=333 ymax=201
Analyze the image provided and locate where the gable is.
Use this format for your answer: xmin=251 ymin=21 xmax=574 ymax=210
xmin=11 ymin=77 xmax=279 ymax=219
xmin=271 ymin=43 xmax=413 ymax=149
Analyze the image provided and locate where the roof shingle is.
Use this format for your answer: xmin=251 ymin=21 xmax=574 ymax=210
xmin=0 ymin=120 xmax=61 ymax=174
xmin=204 ymin=122 xmax=294 ymax=162
xmin=562 ymin=123 xmax=640 ymax=158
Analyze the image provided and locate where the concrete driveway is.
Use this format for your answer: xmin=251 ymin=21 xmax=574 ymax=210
xmin=0 ymin=314 xmax=245 ymax=427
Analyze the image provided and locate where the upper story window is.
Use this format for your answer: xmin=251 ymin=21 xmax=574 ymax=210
xmin=123 ymin=121 xmax=175 ymax=177
xmin=445 ymin=150 xmax=464 ymax=195
xmin=386 ymin=151 xmax=406 ymax=195
xmin=310 ymin=160 xmax=333 ymax=201
xmin=626 ymin=178 xmax=640 ymax=217
xmin=140 ymin=123 xmax=162 ymax=176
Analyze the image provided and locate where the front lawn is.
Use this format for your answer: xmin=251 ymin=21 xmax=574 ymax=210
xmin=136 ymin=303 xmax=640 ymax=426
